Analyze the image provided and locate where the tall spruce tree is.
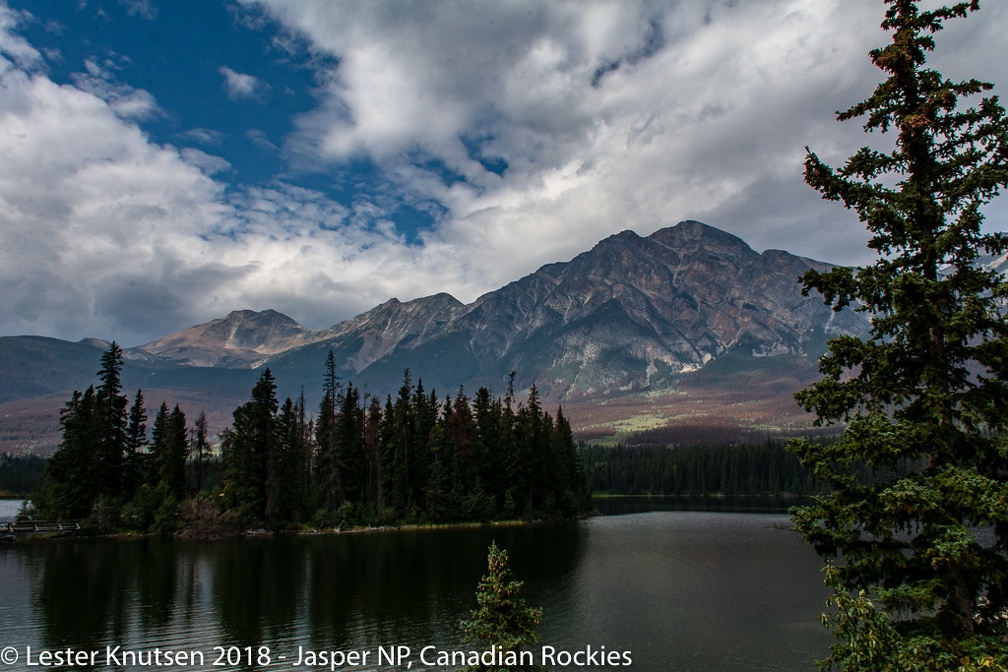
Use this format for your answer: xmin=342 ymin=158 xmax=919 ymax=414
xmin=268 ymin=397 xmax=308 ymax=525
xmin=315 ymin=350 xmax=345 ymax=512
xmin=41 ymin=341 xmax=130 ymax=518
xmin=44 ymin=387 xmax=100 ymax=518
xmin=190 ymin=410 xmax=210 ymax=494
xmin=94 ymin=341 xmax=129 ymax=500
xmin=789 ymin=1 xmax=1008 ymax=669
xmin=124 ymin=389 xmax=148 ymax=494
xmin=225 ymin=368 xmax=279 ymax=519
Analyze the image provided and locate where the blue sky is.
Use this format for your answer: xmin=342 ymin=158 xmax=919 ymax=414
xmin=1 ymin=0 xmax=1006 ymax=346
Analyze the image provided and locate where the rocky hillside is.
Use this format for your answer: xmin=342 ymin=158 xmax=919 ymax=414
xmin=252 ymin=221 xmax=869 ymax=399
xmin=3 ymin=220 xmax=876 ymax=452
xmin=134 ymin=309 xmax=313 ymax=367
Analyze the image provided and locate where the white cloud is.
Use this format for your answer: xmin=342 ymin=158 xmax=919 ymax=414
xmin=119 ymin=0 xmax=157 ymax=21
xmin=71 ymin=57 xmax=161 ymax=119
xmin=179 ymin=127 xmax=226 ymax=146
xmin=2 ymin=0 xmax=1007 ymax=345
xmin=246 ymin=127 xmax=278 ymax=153
xmin=254 ymin=0 xmax=1008 ymax=279
xmin=0 ymin=3 xmax=41 ymax=70
xmin=180 ymin=147 xmax=232 ymax=175
xmin=0 ymin=9 xmax=477 ymax=343
xmin=219 ymin=65 xmax=269 ymax=101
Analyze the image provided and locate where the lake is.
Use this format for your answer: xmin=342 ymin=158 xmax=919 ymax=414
xmin=0 ymin=501 xmax=831 ymax=671
xmin=0 ymin=499 xmax=22 ymax=521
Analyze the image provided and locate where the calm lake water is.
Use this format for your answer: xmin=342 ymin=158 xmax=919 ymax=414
xmin=0 ymin=501 xmax=831 ymax=672
xmin=0 ymin=499 xmax=22 ymax=521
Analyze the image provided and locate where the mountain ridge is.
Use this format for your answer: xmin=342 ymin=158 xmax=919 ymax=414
xmin=119 ymin=220 xmax=871 ymax=405
xmin=1 ymin=220 xmax=872 ymax=452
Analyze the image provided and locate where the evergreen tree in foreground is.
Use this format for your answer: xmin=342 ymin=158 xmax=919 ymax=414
xmin=460 ymin=542 xmax=543 ymax=672
xmin=789 ymin=1 xmax=1008 ymax=669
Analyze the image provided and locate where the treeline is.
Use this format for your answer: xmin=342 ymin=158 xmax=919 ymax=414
xmin=584 ymin=442 xmax=828 ymax=496
xmin=31 ymin=343 xmax=590 ymax=532
xmin=222 ymin=352 xmax=590 ymax=527
xmin=29 ymin=343 xmax=219 ymax=531
xmin=0 ymin=453 xmax=46 ymax=497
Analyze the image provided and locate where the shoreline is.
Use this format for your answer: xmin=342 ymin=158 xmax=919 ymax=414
xmin=6 ymin=512 xmax=595 ymax=543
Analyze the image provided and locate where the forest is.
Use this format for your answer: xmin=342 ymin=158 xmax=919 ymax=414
xmin=24 ymin=343 xmax=591 ymax=532
xmin=0 ymin=452 xmax=45 ymax=497
xmin=583 ymin=442 xmax=827 ymax=497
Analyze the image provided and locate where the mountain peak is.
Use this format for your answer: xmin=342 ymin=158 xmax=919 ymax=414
xmin=134 ymin=308 xmax=308 ymax=367
xmin=130 ymin=222 xmax=854 ymax=381
xmin=222 ymin=308 xmax=301 ymax=327
xmin=649 ymin=220 xmax=754 ymax=255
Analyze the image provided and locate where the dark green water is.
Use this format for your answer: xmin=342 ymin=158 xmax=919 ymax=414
xmin=0 ymin=505 xmax=831 ymax=671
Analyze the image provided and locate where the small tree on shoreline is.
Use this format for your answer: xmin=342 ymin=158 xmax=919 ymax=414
xmin=460 ymin=542 xmax=543 ymax=672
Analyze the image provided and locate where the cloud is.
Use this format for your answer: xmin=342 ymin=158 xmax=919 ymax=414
xmin=180 ymin=147 xmax=232 ymax=175
xmin=0 ymin=8 xmax=471 ymax=344
xmin=71 ymin=57 xmax=161 ymax=119
xmin=246 ymin=127 xmax=278 ymax=153
xmin=0 ymin=65 xmax=226 ymax=341
xmin=179 ymin=127 xmax=226 ymax=146
xmin=257 ymin=0 xmax=1008 ymax=274
xmin=119 ymin=0 xmax=157 ymax=21
xmin=259 ymin=0 xmax=888 ymax=273
xmin=0 ymin=3 xmax=42 ymax=69
xmin=1 ymin=0 xmax=1007 ymax=346
xmin=219 ymin=65 xmax=269 ymax=101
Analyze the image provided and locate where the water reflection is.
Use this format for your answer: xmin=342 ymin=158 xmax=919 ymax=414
xmin=1 ymin=513 xmax=829 ymax=672
xmin=593 ymin=494 xmax=810 ymax=516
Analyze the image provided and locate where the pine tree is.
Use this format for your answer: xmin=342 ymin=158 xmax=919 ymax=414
xmin=460 ymin=542 xmax=543 ymax=671
xmin=268 ymin=397 xmax=306 ymax=525
xmin=150 ymin=404 xmax=188 ymax=498
xmin=789 ymin=1 xmax=1008 ymax=669
xmin=473 ymin=387 xmax=505 ymax=505
xmin=337 ymin=382 xmax=366 ymax=505
xmin=94 ymin=341 xmax=129 ymax=500
xmin=43 ymin=387 xmax=100 ymax=518
xmin=316 ymin=349 xmax=344 ymax=511
xmin=225 ymin=368 xmax=279 ymax=519
xmin=190 ymin=411 xmax=210 ymax=494
xmin=124 ymin=390 xmax=148 ymax=494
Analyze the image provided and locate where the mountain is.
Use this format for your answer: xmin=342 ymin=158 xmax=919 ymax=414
xmin=2 ymin=221 xmax=872 ymax=453
xmin=256 ymin=221 xmax=867 ymax=399
xmin=134 ymin=309 xmax=312 ymax=367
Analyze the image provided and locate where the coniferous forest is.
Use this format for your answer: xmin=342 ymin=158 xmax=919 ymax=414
xmin=26 ymin=342 xmax=591 ymax=532
xmin=584 ymin=442 xmax=827 ymax=497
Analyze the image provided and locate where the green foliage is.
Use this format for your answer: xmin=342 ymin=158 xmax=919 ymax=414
xmin=460 ymin=542 xmax=543 ymax=670
xmin=586 ymin=441 xmax=826 ymax=496
xmin=0 ymin=453 xmax=45 ymax=496
xmin=44 ymin=386 xmax=100 ymax=518
xmin=223 ymin=368 xmax=279 ymax=520
xmin=791 ymin=1 xmax=1008 ymax=668
xmin=35 ymin=344 xmax=591 ymax=533
xmin=150 ymin=403 xmax=188 ymax=498
xmin=189 ymin=411 xmax=211 ymax=494
xmin=300 ymin=370 xmax=590 ymax=526
xmin=817 ymin=564 xmax=1008 ymax=672
xmin=33 ymin=342 xmax=211 ymax=531
xmin=121 ymin=482 xmax=179 ymax=534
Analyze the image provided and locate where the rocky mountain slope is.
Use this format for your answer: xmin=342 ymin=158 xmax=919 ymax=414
xmin=3 ymin=220 xmax=875 ymax=452
xmin=125 ymin=221 xmax=866 ymax=399
xmin=134 ymin=309 xmax=312 ymax=367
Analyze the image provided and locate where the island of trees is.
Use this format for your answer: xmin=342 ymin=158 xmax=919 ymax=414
xmin=27 ymin=344 xmax=590 ymax=534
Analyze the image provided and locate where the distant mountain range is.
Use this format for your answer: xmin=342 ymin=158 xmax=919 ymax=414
xmin=1 ymin=221 xmax=876 ymax=453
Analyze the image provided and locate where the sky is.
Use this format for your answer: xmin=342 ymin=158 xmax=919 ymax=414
xmin=1 ymin=0 xmax=1006 ymax=347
